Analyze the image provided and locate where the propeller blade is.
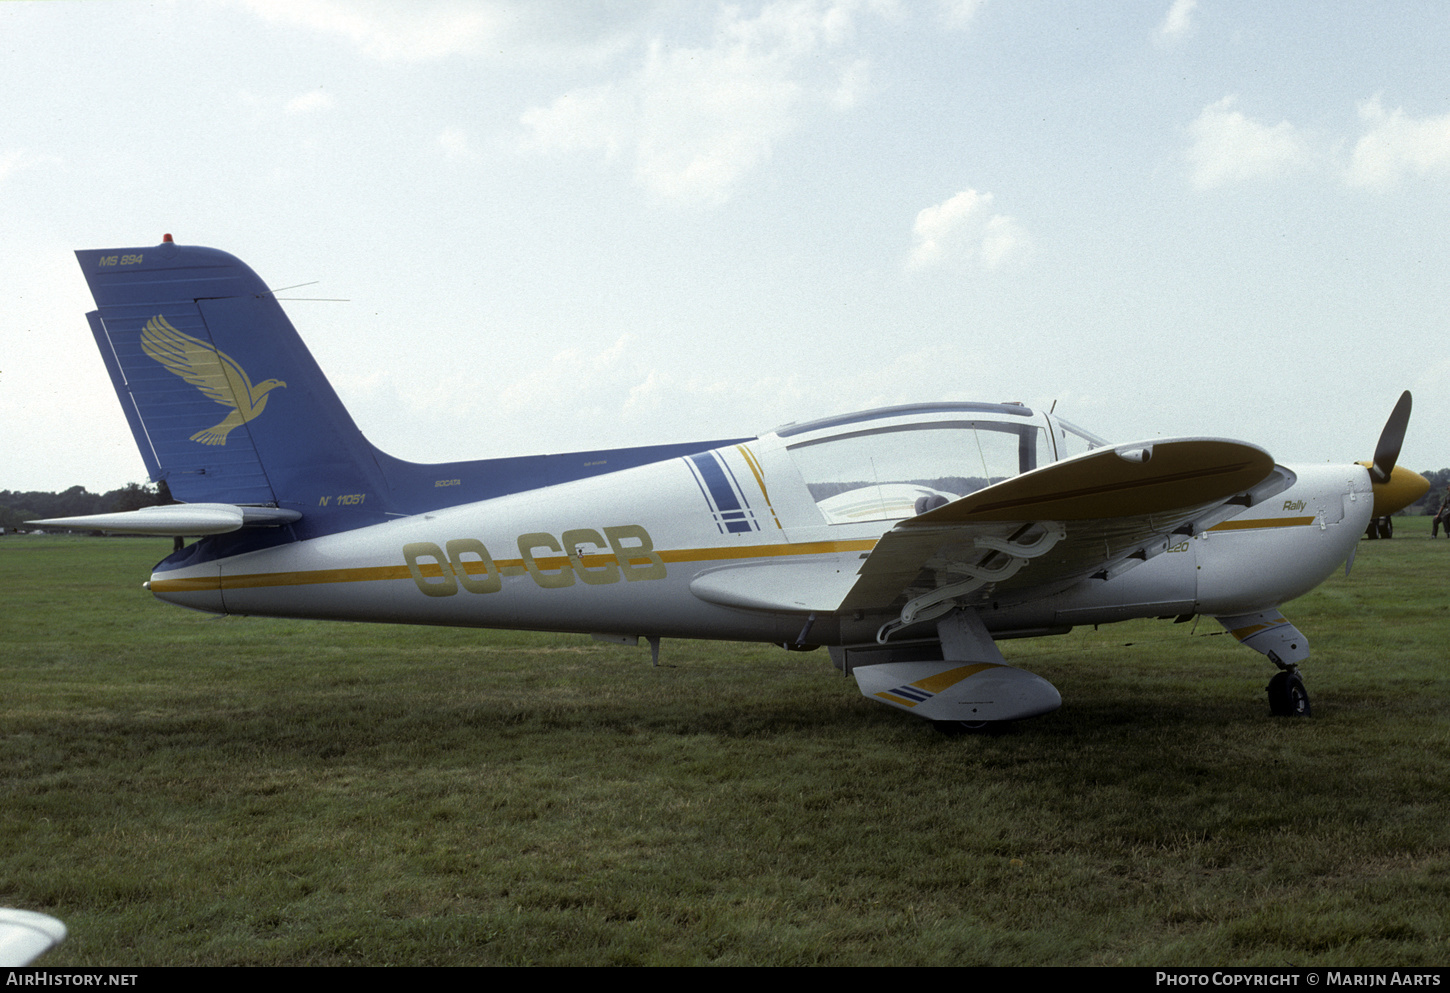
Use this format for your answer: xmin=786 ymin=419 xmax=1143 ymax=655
xmin=1371 ymin=390 xmax=1412 ymax=483
xmin=1361 ymin=390 xmax=1429 ymax=517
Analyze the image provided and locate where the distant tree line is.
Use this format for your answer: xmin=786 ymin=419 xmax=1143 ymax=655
xmin=0 ymin=481 xmax=172 ymax=531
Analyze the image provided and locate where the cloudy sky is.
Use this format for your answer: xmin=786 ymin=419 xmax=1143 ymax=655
xmin=5 ymin=0 xmax=1450 ymax=494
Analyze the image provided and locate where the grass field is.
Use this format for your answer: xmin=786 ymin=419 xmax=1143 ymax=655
xmin=1 ymin=526 xmax=1447 ymax=966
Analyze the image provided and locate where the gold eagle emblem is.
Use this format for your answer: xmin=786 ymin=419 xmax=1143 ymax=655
xmin=140 ymin=315 xmax=287 ymax=446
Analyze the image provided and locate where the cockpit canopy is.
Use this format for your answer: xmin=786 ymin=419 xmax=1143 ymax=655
xmin=773 ymin=402 xmax=1103 ymax=524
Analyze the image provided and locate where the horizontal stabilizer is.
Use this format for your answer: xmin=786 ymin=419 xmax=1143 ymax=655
xmin=28 ymin=503 xmax=301 ymax=536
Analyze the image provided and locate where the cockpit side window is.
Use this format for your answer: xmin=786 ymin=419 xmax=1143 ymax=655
xmin=786 ymin=421 xmax=1047 ymax=524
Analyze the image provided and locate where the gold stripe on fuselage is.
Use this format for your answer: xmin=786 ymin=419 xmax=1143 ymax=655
xmin=149 ymin=515 xmax=1322 ymax=594
xmin=150 ymin=538 xmax=880 ymax=593
xmin=1207 ymin=516 xmax=1316 ymax=532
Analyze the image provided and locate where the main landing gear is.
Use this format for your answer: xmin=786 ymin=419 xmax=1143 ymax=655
xmin=1266 ymin=667 xmax=1311 ymax=717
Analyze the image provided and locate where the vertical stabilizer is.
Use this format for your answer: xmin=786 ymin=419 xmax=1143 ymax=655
xmin=77 ymin=239 xmax=752 ymax=544
xmin=77 ymin=239 xmax=390 ymax=536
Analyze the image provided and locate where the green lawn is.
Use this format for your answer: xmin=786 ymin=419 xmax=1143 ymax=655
xmin=1 ymin=528 xmax=1446 ymax=965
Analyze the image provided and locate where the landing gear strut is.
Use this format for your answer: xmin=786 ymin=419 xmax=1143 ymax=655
xmin=1215 ymin=610 xmax=1314 ymax=718
xmin=1266 ymin=668 xmax=1311 ymax=717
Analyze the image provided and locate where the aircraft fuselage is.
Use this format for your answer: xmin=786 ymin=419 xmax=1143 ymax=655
xmin=149 ymin=429 xmax=1375 ymax=653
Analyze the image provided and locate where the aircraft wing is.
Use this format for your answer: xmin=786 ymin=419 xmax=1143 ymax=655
xmin=839 ymin=438 xmax=1284 ymax=631
xmin=691 ymin=438 xmax=1286 ymax=624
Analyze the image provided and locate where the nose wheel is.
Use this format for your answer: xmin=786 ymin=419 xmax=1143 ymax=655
xmin=1267 ymin=669 xmax=1311 ymax=717
xmin=933 ymin=719 xmax=996 ymax=736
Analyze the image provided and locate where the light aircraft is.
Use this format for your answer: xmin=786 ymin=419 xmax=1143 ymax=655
xmin=37 ymin=236 xmax=1430 ymax=731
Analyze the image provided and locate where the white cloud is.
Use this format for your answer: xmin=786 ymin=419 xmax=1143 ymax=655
xmin=0 ymin=148 xmax=62 ymax=189
xmin=284 ymin=89 xmax=335 ymax=114
xmin=618 ymin=364 xmax=814 ymax=427
xmin=437 ymin=128 xmax=478 ymax=161
xmin=1156 ymin=0 xmax=1196 ymax=44
xmin=830 ymin=57 xmax=873 ymax=111
xmin=0 ymin=149 xmax=30 ymax=185
xmin=492 ymin=335 xmax=647 ymax=428
xmin=1185 ymin=96 xmax=1309 ymax=190
xmin=906 ymin=188 xmax=1028 ymax=270
xmin=937 ymin=0 xmax=984 ymax=31
xmin=979 ymin=213 xmax=1029 ymax=269
xmin=241 ymin=0 xmax=505 ymax=62
xmin=398 ymin=333 xmax=817 ymax=450
xmin=1346 ymin=96 xmax=1450 ymax=188
xmin=519 ymin=1 xmax=880 ymax=205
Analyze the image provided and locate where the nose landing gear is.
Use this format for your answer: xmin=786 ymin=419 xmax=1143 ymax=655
xmin=1215 ymin=610 xmax=1315 ymax=718
xmin=1266 ymin=668 xmax=1311 ymax=717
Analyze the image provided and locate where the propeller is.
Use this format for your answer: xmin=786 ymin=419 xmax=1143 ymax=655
xmin=1361 ymin=391 xmax=1430 ymax=517
xmin=1370 ymin=390 xmax=1412 ymax=483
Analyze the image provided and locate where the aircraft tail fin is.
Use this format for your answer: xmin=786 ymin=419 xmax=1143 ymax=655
xmin=77 ymin=237 xmax=752 ymax=543
xmin=77 ymin=238 xmax=390 ymax=537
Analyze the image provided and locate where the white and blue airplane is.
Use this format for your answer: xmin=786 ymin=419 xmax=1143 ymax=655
xmin=37 ymin=236 xmax=1430 ymax=731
